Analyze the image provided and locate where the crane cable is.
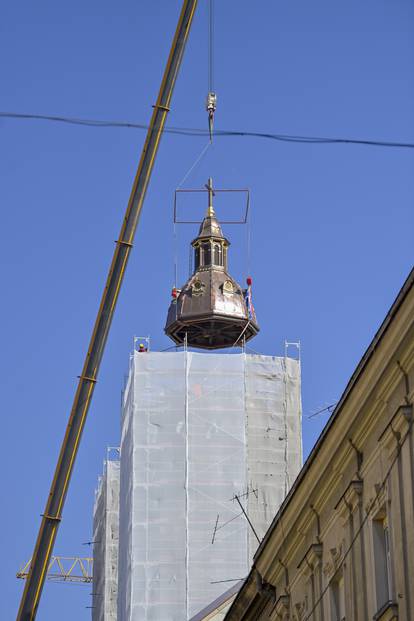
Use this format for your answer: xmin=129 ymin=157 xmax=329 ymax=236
xmin=173 ymin=1 xmax=217 ymax=286
xmin=206 ymin=0 xmax=217 ymax=142
xmin=175 ymin=0 xmax=217 ymax=191
xmin=208 ymin=0 xmax=214 ymax=94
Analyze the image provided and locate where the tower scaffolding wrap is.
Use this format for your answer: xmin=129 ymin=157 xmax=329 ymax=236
xmin=102 ymin=349 xmax=302 ymax=621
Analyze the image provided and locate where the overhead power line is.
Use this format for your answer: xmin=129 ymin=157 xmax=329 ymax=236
xmin=1 ymin=112 xmax=414 ymax=149
xmin=303 ymin=412 xmax=413 ymax=621
xmin=307 ymin=402 xmax=337 ymax=419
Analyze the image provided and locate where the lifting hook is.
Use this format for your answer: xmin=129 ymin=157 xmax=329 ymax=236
xmin=206 ymin=91 xmax=217 ymax=142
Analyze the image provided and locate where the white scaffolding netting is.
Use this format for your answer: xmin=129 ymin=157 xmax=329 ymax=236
xmin=116 ymin=351 xmax=302 ymax=621
xmin=245 ymin=355 xmax=302 ymax=557
xmin=93 ymin=459 xmax=120 ymax=621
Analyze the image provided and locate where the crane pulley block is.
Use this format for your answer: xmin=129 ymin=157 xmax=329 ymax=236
xmin=206 ymin=91 xmax=217 ymax=115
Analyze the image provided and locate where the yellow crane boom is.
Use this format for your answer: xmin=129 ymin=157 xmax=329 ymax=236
xmin=17 ymin=2 xmax=198 ymax=618
xmin=17 ymin=557 xmax=93 ymax=585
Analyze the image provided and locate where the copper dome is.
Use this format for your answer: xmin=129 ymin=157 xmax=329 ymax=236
xmin=165 ymin=179 xmax=259 ymax=350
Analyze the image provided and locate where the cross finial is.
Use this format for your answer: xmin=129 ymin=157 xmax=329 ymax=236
xmin=205 ymin=177 xmax=215 ymax=217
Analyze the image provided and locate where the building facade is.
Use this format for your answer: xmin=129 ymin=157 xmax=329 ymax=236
xmin=225 ymin=269 xmax=414 ymax=621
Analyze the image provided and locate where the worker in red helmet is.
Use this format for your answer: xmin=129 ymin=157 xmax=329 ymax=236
xmin=138 ymin=343 xmax=147 ymax=353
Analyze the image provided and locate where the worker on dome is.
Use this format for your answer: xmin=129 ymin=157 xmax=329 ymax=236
xmin=138 ymin=343 xmax=147 ymax=353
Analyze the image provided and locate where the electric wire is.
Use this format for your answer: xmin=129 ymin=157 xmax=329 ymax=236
xmin=2 ymin=112 xmax=414 ymax=149
xmin=302 ymin=413 xmax=413 ymax=621
xmin=215 ymin=511 xmax=244 ymax=533
xmin=307 ymin=402 xmax=337 ymax=419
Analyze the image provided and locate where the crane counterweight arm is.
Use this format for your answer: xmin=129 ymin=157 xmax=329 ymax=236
xmin=16 ymin=2 xmax=198 ymax=619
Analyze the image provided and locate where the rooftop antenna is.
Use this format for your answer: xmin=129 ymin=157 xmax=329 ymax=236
xmin=211 ymin=486 xmax=258 ymax=544
xmin=211 ymin=514 xmax=220 ymax=544
xmin=232 ymin=493 xmax=261 ymax=544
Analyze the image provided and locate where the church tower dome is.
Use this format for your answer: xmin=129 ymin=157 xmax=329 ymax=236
xmin=165 ymin=178 xmax=259 ymax=349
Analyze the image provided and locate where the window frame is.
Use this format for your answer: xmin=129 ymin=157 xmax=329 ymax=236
xmin=201 ymin=241 xmax=212 ymax=267
xmin=372 ymin=510 xmax=393 ymax=611
xmin=329 ymin=571 xmax=346 ymax=621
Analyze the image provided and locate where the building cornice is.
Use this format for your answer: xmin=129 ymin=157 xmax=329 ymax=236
xmin=225 ymin=270 xmax=414 ymax=620
xmin=378 ymin=403 xmax=413 ymax=459
xmin=297 ymin=543 xmax=323 ymax=578
xmin=334 ymin=479 xmax=363 ymax=524
xmin=254 ymin=273 xmax=414 ymax=576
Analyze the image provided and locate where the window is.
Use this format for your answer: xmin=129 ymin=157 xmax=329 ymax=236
xmin=213 ymin=243 xmax=222 ymax=266
xmin=194 ymin=245 xmax=200 ymax=270
xmin=372 ymin=514 xmax=393 ymax=610
xmin=202 ymin=242 xmax=211 ymax=266
xmin=330 ymin=573 xmax=345 ymax=621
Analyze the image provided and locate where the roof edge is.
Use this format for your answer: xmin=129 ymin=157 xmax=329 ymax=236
xmin=254 ymin=266 xmax=414 ymax=560
xmin=225 ymin=267 xmax=414 ymax=620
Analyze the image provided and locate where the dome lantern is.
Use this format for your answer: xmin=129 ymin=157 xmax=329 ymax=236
xmin=165 ymin=178 xmax=259 ymax=349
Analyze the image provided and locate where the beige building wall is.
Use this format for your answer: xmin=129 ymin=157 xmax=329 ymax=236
xmin=225 ymin=269 xmax=414 ymax=621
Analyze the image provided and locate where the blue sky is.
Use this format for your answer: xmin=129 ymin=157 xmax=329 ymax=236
xmin=1 ymin=1 xmax=413 ymax=618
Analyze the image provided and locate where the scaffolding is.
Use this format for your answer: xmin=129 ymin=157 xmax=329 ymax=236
xmin=92 ymin=459 xmax=120 ymax=621
xmin=113 ymin=351 xmax=301 ymax=620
